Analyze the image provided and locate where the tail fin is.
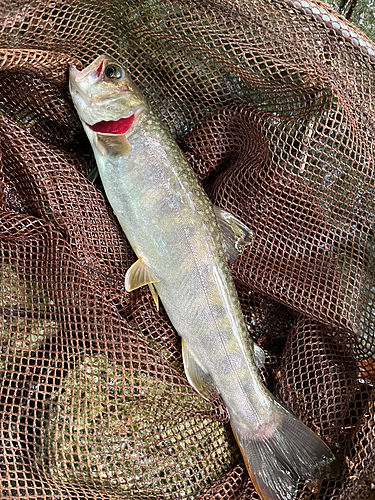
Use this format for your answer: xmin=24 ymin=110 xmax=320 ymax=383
xmin=231 ymin=411 xmax=337 ymax=500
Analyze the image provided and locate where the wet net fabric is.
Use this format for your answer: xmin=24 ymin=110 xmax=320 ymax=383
xmin=0 ymin=0 xmax=375 ymax=498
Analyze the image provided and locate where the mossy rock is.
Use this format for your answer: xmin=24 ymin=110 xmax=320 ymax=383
xmin=35 ymin=352 xmax=239 ymax=499
xmin=0 ymin=261 xmax=57 ymax=377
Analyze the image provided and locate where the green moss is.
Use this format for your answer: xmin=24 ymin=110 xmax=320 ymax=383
xmin=0 ymin=315 xmax=57 ymax=375
xmin=0 ymin=262 xmax=54 ymax=311
xmin=0 ymin=262 xmax=57 ymax=376
xmin=36 ymin=353 xmax=239 ymax=499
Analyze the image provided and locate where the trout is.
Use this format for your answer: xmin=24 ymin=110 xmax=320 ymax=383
xmin=69 ymin=54 xmax=337 ymax=500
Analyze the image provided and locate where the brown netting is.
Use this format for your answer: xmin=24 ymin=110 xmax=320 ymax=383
xmin=1 ymin=0 xmax=375 ymax=498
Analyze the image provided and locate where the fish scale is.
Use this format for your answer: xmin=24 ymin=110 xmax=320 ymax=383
xmin=69 ymin=54 xmax=338 ymax=500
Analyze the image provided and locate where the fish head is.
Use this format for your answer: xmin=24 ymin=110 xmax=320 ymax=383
xmin=69 ymin=54 xmax=145 ymax=138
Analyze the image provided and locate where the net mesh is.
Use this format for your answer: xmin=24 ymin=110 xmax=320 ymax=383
xmin=1 ymin=0 xmax=375 ymax=498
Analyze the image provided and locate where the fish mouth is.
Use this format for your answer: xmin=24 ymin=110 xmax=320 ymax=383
xmin=86 ymin=114 xmax=135 ymax=134
xmin=70 ymin=55 xmax=107 ymax=84
xmin=85 ymin=104 xmax=144 ymax=136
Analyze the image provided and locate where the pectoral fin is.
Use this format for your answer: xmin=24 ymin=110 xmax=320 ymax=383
xmin=214 ymin=206 xmax=253 ymax=263
xmin=125 ymin=257 xmax=160 ymax=292
xmin=86 ymin=166 xmax=99 ymax=183
xmin=95 ymin=133 xmax=131 ymax=157
xmin=182 ymin=340 xmax=217 ymax=400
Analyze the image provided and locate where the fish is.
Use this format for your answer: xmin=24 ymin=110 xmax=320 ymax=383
xmin=69 ymin=54 xmax=337 ymax=500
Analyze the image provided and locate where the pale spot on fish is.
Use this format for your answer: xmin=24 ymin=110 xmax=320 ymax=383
xmin=234 ymin=356 xmax=242 ymax=368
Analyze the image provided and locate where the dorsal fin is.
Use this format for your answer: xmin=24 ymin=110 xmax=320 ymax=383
xmin=214 ymin=206 xmax=253 ymax=263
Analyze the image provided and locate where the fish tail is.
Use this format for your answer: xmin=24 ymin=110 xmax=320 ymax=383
xmin=231 ymin=410 xmax=337 ymax=500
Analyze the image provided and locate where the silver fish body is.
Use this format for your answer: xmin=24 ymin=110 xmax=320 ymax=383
xmin=69 ymin=55 xmax=337 ymax=500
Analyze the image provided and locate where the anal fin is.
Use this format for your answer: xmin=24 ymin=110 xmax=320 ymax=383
xmin=182 ymin=340 xmax=217 ymax=400
xmin=214 ymin=206 xmax=253 ymax=263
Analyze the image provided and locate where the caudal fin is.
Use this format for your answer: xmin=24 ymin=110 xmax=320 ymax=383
xmin=231 ymin=411 xmax=337 ymax=500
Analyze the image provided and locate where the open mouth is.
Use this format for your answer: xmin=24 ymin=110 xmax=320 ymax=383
xmin=87 ymin=114 xmax=135 ymax=134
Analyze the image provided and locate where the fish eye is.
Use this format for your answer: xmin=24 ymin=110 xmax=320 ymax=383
xmin=104 ymin=64 xmax=124 ymax=79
